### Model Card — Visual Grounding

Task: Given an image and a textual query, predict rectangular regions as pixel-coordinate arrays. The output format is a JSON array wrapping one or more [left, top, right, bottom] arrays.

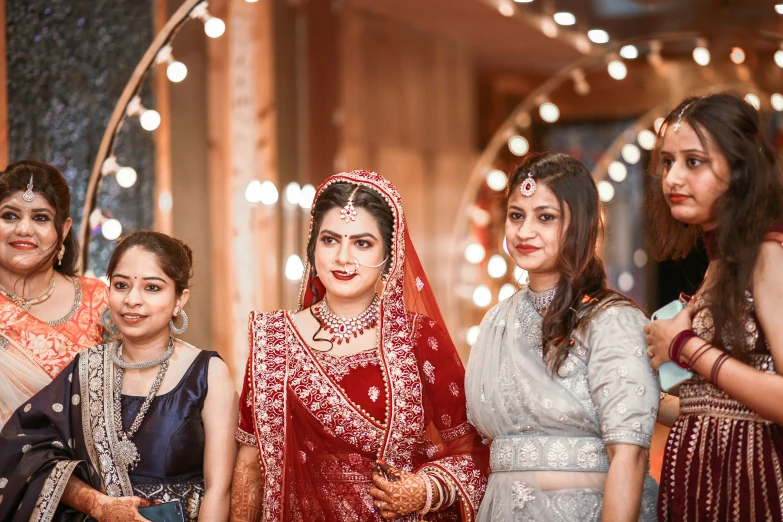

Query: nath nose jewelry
[[343, 256, 389, 275]]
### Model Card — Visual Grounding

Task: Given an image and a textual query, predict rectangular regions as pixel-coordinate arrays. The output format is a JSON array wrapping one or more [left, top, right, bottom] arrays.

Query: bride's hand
[[369, 462, 427, 520], [95, 495, 153, 522]]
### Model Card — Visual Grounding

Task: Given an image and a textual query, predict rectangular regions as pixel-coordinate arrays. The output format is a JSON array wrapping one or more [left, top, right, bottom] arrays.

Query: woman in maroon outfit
[[644, 92, 783, 521]]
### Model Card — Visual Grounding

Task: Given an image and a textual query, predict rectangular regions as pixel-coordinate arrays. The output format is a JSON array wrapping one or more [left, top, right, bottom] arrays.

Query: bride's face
[[314, 206, 386, 303]]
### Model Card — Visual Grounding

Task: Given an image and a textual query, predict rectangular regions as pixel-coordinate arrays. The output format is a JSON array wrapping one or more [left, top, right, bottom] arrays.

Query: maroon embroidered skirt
[[658, 382, 783, 521]]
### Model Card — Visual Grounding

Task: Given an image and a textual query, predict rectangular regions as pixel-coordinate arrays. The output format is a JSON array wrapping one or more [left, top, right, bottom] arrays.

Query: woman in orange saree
[[230, 171, 488, 521], [0, 161, 107, 426]]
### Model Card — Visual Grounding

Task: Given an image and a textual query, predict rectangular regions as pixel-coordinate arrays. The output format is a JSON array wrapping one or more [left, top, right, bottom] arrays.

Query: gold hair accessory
[[340, 187, 360, 223], [519, 172, 537, 197], [672, 101, 694, 133], [22, 174, 35, 202]]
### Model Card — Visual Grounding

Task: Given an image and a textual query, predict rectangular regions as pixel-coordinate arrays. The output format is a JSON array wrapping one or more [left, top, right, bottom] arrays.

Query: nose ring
[[344, 259, 360, 275]]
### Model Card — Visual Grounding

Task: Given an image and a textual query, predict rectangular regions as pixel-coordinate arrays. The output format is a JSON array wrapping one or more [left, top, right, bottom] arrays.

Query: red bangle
[[669, 330, 698, 368]]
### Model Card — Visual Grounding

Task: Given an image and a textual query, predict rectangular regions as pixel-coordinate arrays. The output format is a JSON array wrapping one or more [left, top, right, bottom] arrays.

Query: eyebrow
[[0, 204, 54, 215], [509, 204, 559, 212], [111, 274, 167, 283], [661, 148, 706, 155], [320, 229, 379, 240]]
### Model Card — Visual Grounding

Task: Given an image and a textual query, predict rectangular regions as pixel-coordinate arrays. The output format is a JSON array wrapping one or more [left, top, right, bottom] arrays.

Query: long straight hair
[[509, 152, 635, 373]]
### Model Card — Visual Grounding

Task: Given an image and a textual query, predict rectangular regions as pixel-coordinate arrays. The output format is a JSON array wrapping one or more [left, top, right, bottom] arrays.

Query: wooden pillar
[[153, 0, 173, 234]]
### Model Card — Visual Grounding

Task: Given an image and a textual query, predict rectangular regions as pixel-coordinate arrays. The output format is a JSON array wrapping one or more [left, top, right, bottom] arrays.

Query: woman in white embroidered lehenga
[[466, 152, 660, 521]]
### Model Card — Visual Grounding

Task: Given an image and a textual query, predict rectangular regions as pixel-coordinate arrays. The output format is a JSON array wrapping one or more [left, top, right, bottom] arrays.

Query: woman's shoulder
[[585, 298, 648, 332]]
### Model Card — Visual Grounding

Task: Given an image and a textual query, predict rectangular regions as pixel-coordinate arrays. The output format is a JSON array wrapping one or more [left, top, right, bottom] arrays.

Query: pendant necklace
[[112, 337, 175, 470], [315, 293, 380, 344]]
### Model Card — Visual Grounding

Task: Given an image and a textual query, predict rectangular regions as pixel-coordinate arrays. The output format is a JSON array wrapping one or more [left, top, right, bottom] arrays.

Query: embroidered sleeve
[[236, 321, 257, 447], [585, 305, 660, 448]]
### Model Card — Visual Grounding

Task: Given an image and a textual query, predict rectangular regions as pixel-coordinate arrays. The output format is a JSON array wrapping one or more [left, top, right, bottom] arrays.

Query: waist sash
[[490, 433, 610, 473]]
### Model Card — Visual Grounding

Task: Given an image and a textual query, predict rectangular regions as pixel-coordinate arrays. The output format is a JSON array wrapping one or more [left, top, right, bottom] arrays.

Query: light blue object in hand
[[651, 299, 694, 392]]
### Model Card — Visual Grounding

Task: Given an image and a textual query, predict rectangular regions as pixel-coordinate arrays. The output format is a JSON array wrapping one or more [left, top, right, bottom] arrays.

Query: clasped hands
[[643, 305, 694, 370], [370, 461, 429, 520]]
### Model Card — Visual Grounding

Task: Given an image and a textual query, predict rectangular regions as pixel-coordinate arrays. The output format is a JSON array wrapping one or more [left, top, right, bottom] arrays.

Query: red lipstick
[[332, 271, 357, 281], [515, 244, 540, 255], [668, 192, 689, 204], [8, 240, 37, 250]]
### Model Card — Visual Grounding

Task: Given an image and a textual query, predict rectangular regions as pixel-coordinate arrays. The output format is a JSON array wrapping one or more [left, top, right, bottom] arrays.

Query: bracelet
[[418, 471, 433, 515], [429, 469, 457, 507], [670, 330, 698, 368], [710, 352, 732, 384], [429, 474, 445, 511], [686, 342, 711, 370]]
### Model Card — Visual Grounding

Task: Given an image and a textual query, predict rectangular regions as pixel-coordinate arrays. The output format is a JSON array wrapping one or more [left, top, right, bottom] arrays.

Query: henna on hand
[[97, 497, 150, 522], [370, 463, 427, 519], [229, 448, 265, 522], [62, 477, 102, 518]]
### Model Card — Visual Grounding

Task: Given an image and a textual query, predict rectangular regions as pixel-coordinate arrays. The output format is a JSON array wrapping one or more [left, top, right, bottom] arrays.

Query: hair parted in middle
[[508, 151, 637, 373]]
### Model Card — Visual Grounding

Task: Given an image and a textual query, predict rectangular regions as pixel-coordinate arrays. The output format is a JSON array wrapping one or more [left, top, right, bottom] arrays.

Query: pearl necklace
[[315, 294, 380, 344], [0, 276, 55, 310]]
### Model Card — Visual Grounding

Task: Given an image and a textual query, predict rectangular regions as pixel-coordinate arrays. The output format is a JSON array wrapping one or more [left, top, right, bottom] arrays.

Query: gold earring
[[57, 245, 66, 266]]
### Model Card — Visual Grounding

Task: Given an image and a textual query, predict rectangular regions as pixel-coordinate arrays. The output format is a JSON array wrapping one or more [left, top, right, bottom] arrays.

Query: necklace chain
[[0, 275, 55, 310], [526, 286, 558, 315], [315, 294, 380, 344], [111, 338, 175, 470]]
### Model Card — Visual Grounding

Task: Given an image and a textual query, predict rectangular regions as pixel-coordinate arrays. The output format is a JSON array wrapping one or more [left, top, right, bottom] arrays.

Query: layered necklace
[[0, 275, 55, 310], [314, 293, 380, 344], [111, 337, 176, 470], [526, 286, 558, 316]]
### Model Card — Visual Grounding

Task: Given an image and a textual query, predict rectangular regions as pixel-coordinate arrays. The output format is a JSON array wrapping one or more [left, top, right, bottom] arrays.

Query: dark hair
[[0, 160, 78, 276], [509, 152, 635, 373], [646, 93, 783, 359], [106, 231, 194, 296]]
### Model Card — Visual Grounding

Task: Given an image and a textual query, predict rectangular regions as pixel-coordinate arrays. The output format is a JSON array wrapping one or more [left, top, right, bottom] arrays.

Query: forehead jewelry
[[519, 171, 537, 197], [672, 101, 694, 133], [340, 187, 360, 223], [22, 174, 35, 202]]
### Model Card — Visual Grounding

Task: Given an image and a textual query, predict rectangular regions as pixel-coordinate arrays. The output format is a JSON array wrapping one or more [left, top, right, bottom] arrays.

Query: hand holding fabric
[[370, 462, 428, 520]]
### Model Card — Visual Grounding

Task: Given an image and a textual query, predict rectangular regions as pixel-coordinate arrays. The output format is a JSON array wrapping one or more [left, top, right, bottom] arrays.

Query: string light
[[156, 45, 188, 83], [541, 18, 558, 38], [472, 285, 493, 307], [597, 181, 615, 202], [553, 12, 576, 26], [634, 249, 648, 268], [745, 93, 760, 110], [776, 3, 783, 14], [498, 284, 516, 302], [617, 271, 635, 292], [465, 243, 486, 264], [299, 184, 316, 209], [126, 96, 161, 131], [498, 2, 515, 17], [587, 29, 609, 44], [622, 143, 641, 164], [486, 170, 508, 191], [102, 219, 123, 241], [466, 326, 480, 347], [775, 49, 783, 68], [539, 102, 560, 123], [285, 255, 305, 281], [571, 68, 590, 96], [191, 2, 226, 38], [654, 117, 665, 133], [116, 167, 138, 188], [620, 45, 638, 59], [487, 255, 508, 278], [508, 135, 530, 156], [608, 161, 628, 182], [607, 60, 627, 80], [637, 130, 656, 150], [771, 93, 783, 111], [730, 47, 745, 65], [285, 182, 301, 205], [693, 41, 710, 66]]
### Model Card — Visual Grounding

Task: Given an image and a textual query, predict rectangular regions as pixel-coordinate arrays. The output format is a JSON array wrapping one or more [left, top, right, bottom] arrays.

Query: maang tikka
[[672, 101, 694, 133], [519, 171, 537, 197], [340, 187, 359, 223], [22, 174, 35, 202]]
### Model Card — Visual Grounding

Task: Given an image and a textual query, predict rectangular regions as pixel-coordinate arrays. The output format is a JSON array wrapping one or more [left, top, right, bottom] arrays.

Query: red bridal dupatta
[[236, 171, 488, 521]]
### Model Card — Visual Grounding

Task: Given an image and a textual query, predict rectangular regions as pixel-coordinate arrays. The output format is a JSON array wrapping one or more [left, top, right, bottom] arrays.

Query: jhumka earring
[[340, 188, 360, 223], [519, 171, 537, 197], [672, 101, 694, 133], [22, 174, 35, 202], [57, 244, 65, 266]]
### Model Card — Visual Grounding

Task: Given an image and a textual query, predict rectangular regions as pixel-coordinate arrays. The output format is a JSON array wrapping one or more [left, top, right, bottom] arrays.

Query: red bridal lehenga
[[235, 171, 488, 522], [658, 227, 783, 521]]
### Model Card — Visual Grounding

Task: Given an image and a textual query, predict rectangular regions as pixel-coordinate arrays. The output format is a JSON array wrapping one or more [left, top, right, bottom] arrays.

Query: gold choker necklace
[[0, 276, 56, 310]]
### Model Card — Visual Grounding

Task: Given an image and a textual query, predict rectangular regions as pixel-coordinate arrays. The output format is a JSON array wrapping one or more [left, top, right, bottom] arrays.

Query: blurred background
[[2, 1, 782, 417]]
